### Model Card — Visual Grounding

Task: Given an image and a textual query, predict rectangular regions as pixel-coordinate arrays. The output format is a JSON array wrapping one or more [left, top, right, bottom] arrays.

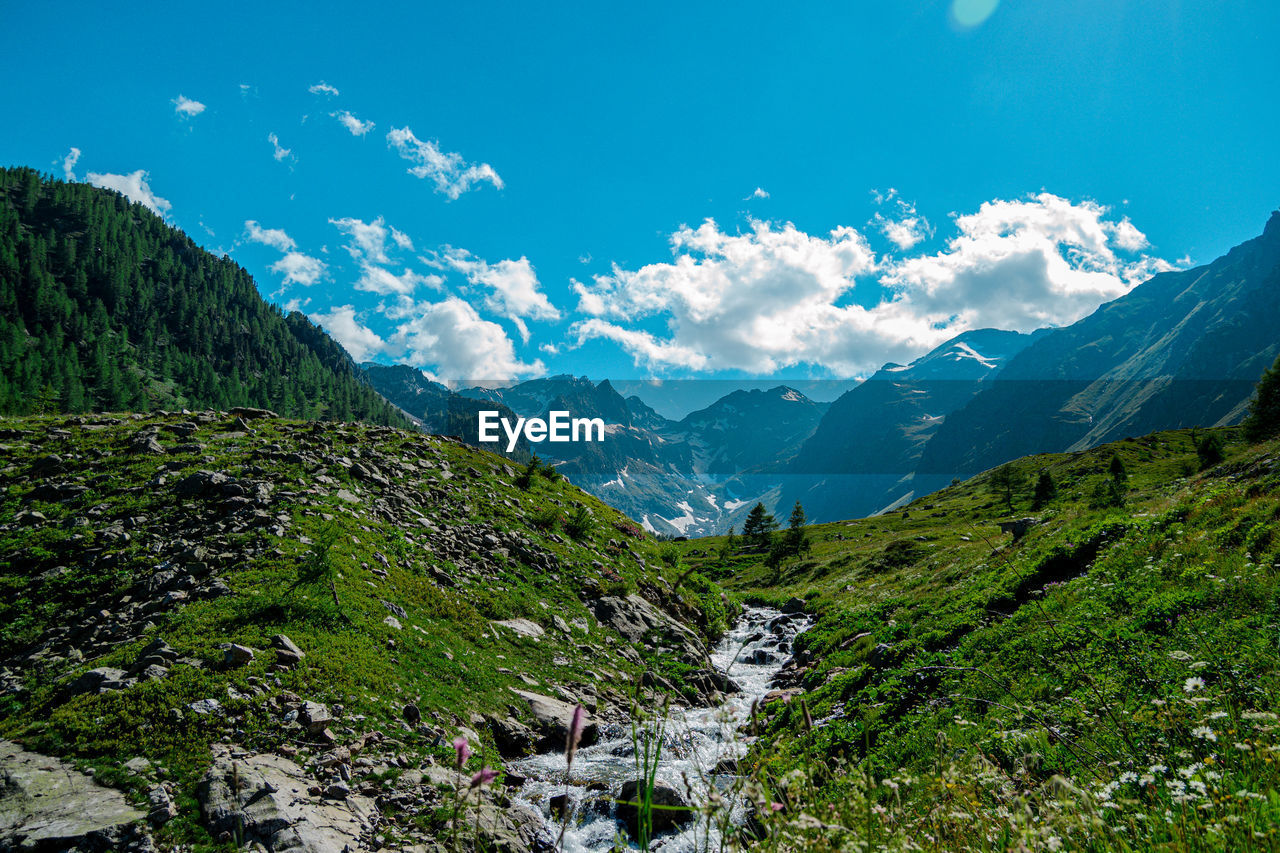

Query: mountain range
[[4, 166, 1277, 534]]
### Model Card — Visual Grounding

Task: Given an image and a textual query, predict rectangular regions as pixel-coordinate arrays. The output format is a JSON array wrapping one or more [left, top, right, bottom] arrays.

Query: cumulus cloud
[[747, 187, 770, 200], [272, 252, 327, 287], [435, 248, 559, 343], [244, 220, 296, 252], [333, 110, 375, 136], [308, 81, 340, 96], [386, 296, 544, 382], [330, 216, 393, 264], [883, 193, 1171, 332], [571, 194, 1176, 376], [873, 192, 933, 250], [310, 305, 385, 362], [386, 126, 503, 199], [86, 169, 171, 215], [330, 216, 441, 296], [172, 95, 206, 117], [355, 265, 442, 296], [243, 220, 327, 286], [268, 132, 292, 162], [62, 148, 81, 181]]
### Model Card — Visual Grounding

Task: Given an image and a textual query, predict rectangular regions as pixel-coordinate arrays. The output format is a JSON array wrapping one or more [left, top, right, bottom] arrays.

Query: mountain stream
[[508, 606, 811, 852]]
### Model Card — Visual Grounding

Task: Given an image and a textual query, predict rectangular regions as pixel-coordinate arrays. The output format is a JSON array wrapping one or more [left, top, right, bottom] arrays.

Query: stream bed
[[508, 606, 811, 852]]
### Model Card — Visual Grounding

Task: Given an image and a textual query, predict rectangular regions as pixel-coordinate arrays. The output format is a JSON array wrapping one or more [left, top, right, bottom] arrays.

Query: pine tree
[[989, 465, 1023, 512], [1031, 470, 1057, 509], [784, 500, 809, 555], [1243, 352, 1280, 443], [741, 502, 778, 549]]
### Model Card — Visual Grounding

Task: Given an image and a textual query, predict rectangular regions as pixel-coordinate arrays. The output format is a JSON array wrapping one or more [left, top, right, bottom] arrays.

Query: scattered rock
[[222, 643, 255, 667]]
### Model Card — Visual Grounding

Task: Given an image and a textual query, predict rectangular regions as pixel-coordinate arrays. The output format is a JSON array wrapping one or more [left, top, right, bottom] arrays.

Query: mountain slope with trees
[[0, 167, 406, 425]]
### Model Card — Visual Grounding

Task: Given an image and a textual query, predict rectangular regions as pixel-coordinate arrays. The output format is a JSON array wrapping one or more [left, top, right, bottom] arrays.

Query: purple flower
[[470, 767, 498, 789], [453, 736, 471, 769], [566, 705, 586, 769]]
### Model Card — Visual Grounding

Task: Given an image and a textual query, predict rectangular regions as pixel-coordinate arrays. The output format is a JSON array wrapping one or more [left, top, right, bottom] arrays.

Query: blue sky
[[3, 1, 1278, 388]]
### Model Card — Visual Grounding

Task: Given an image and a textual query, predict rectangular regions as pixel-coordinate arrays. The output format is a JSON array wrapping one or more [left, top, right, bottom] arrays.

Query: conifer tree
[[1244, 352, 1280, 442]]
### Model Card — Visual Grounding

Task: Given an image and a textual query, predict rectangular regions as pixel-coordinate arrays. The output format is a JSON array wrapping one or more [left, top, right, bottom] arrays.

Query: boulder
[[198, 744, 375, 853], [616, 779, 694, 836], [0, 739, 149, 851], [508, 689, 599, 751], [69, 667, 129, 696]]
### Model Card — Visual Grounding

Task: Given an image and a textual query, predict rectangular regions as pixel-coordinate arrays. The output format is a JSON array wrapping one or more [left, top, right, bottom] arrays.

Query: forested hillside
[[0, 168, 406, 425]]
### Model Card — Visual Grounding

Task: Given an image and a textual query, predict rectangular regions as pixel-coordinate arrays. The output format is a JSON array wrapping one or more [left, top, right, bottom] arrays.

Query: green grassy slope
[[0, 411, 729, 849], [682, 427, 1280, 850]]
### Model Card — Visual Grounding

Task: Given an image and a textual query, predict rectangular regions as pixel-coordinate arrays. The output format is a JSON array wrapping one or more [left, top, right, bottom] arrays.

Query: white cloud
[[62, 148, 80, 181], [268, 132, 292, 162], [570, 194, 1176, 376], [386, 126, 503, 199], [747, 187, 770, 200], [330, 216, 440, 296], [310, 305, 385, 362], [308, 81, 340, 96], [883, 193, 1169, 333], [873, 194, 933, 250], [86, 169, 171, 215], [333, 110, 375, 136], [272, 252, 327, 286], [390, 227, 414, 251], [172, 95, 206, 117], [244, 220, 326, 286], [330, 216, 393, 264], [386, 296, 544, 382], [243, 220, 296, 252], [355, 264, 442, 296], [436, 248, 559, 342]]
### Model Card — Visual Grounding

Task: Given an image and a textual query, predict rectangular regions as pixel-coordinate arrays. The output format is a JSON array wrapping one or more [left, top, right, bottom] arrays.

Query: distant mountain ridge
[[365, 210, 1280, 531], [918, 209, 1280, 476]]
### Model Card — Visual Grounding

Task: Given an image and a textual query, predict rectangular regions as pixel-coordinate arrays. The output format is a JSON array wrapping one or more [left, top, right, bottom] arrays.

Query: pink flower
[[566, 705, 586, 769], [470, 767, 498, 789], [771, 802, 785, 812], [453, 736, 471, 769]]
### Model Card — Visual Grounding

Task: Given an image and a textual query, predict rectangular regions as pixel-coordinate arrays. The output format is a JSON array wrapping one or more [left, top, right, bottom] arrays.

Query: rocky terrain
[[0, 410, 738, 851]]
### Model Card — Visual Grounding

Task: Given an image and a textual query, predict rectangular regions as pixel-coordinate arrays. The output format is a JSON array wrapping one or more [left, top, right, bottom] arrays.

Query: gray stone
[[494, 618, 545, 639], [69, 667, 128, 696], [0, 739, 147, 851], [508, 689, 599, 751], [222, 644, 255, 666], [617, 779, 694, 836], [198, 744, 374, 853]]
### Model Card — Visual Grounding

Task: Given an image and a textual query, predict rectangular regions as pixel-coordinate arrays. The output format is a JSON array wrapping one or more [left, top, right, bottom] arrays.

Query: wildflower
[[1119, 772, 1138, 784], [1184, 677, 1205, 693], [1234, 742, 1253, 751], [1148, 763, 1167, 774], [1207, 710, 1229, 720], [453, 735, 471, 769], [1192, 726, 1217, 742], [770, 802, 785, 812], [1190, 661, 1210, 670], [1168, 650, 1193, 661], [469, 767, 498, 789], [565, 705, 586, 770]]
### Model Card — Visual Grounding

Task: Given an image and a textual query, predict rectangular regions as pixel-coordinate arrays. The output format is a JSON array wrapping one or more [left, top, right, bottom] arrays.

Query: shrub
[[564, 506, 593, 540]]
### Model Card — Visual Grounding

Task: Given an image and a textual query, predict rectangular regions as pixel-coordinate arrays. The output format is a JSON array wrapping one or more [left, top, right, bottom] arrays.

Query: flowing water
[[509, 606, 811, 852]]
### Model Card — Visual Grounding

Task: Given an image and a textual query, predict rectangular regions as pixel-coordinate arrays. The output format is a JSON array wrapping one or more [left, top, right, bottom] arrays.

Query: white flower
[[1184, 677, 1205, 693], [1191, 726, 1217, 742], [1168, 650, 1193, 661]]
